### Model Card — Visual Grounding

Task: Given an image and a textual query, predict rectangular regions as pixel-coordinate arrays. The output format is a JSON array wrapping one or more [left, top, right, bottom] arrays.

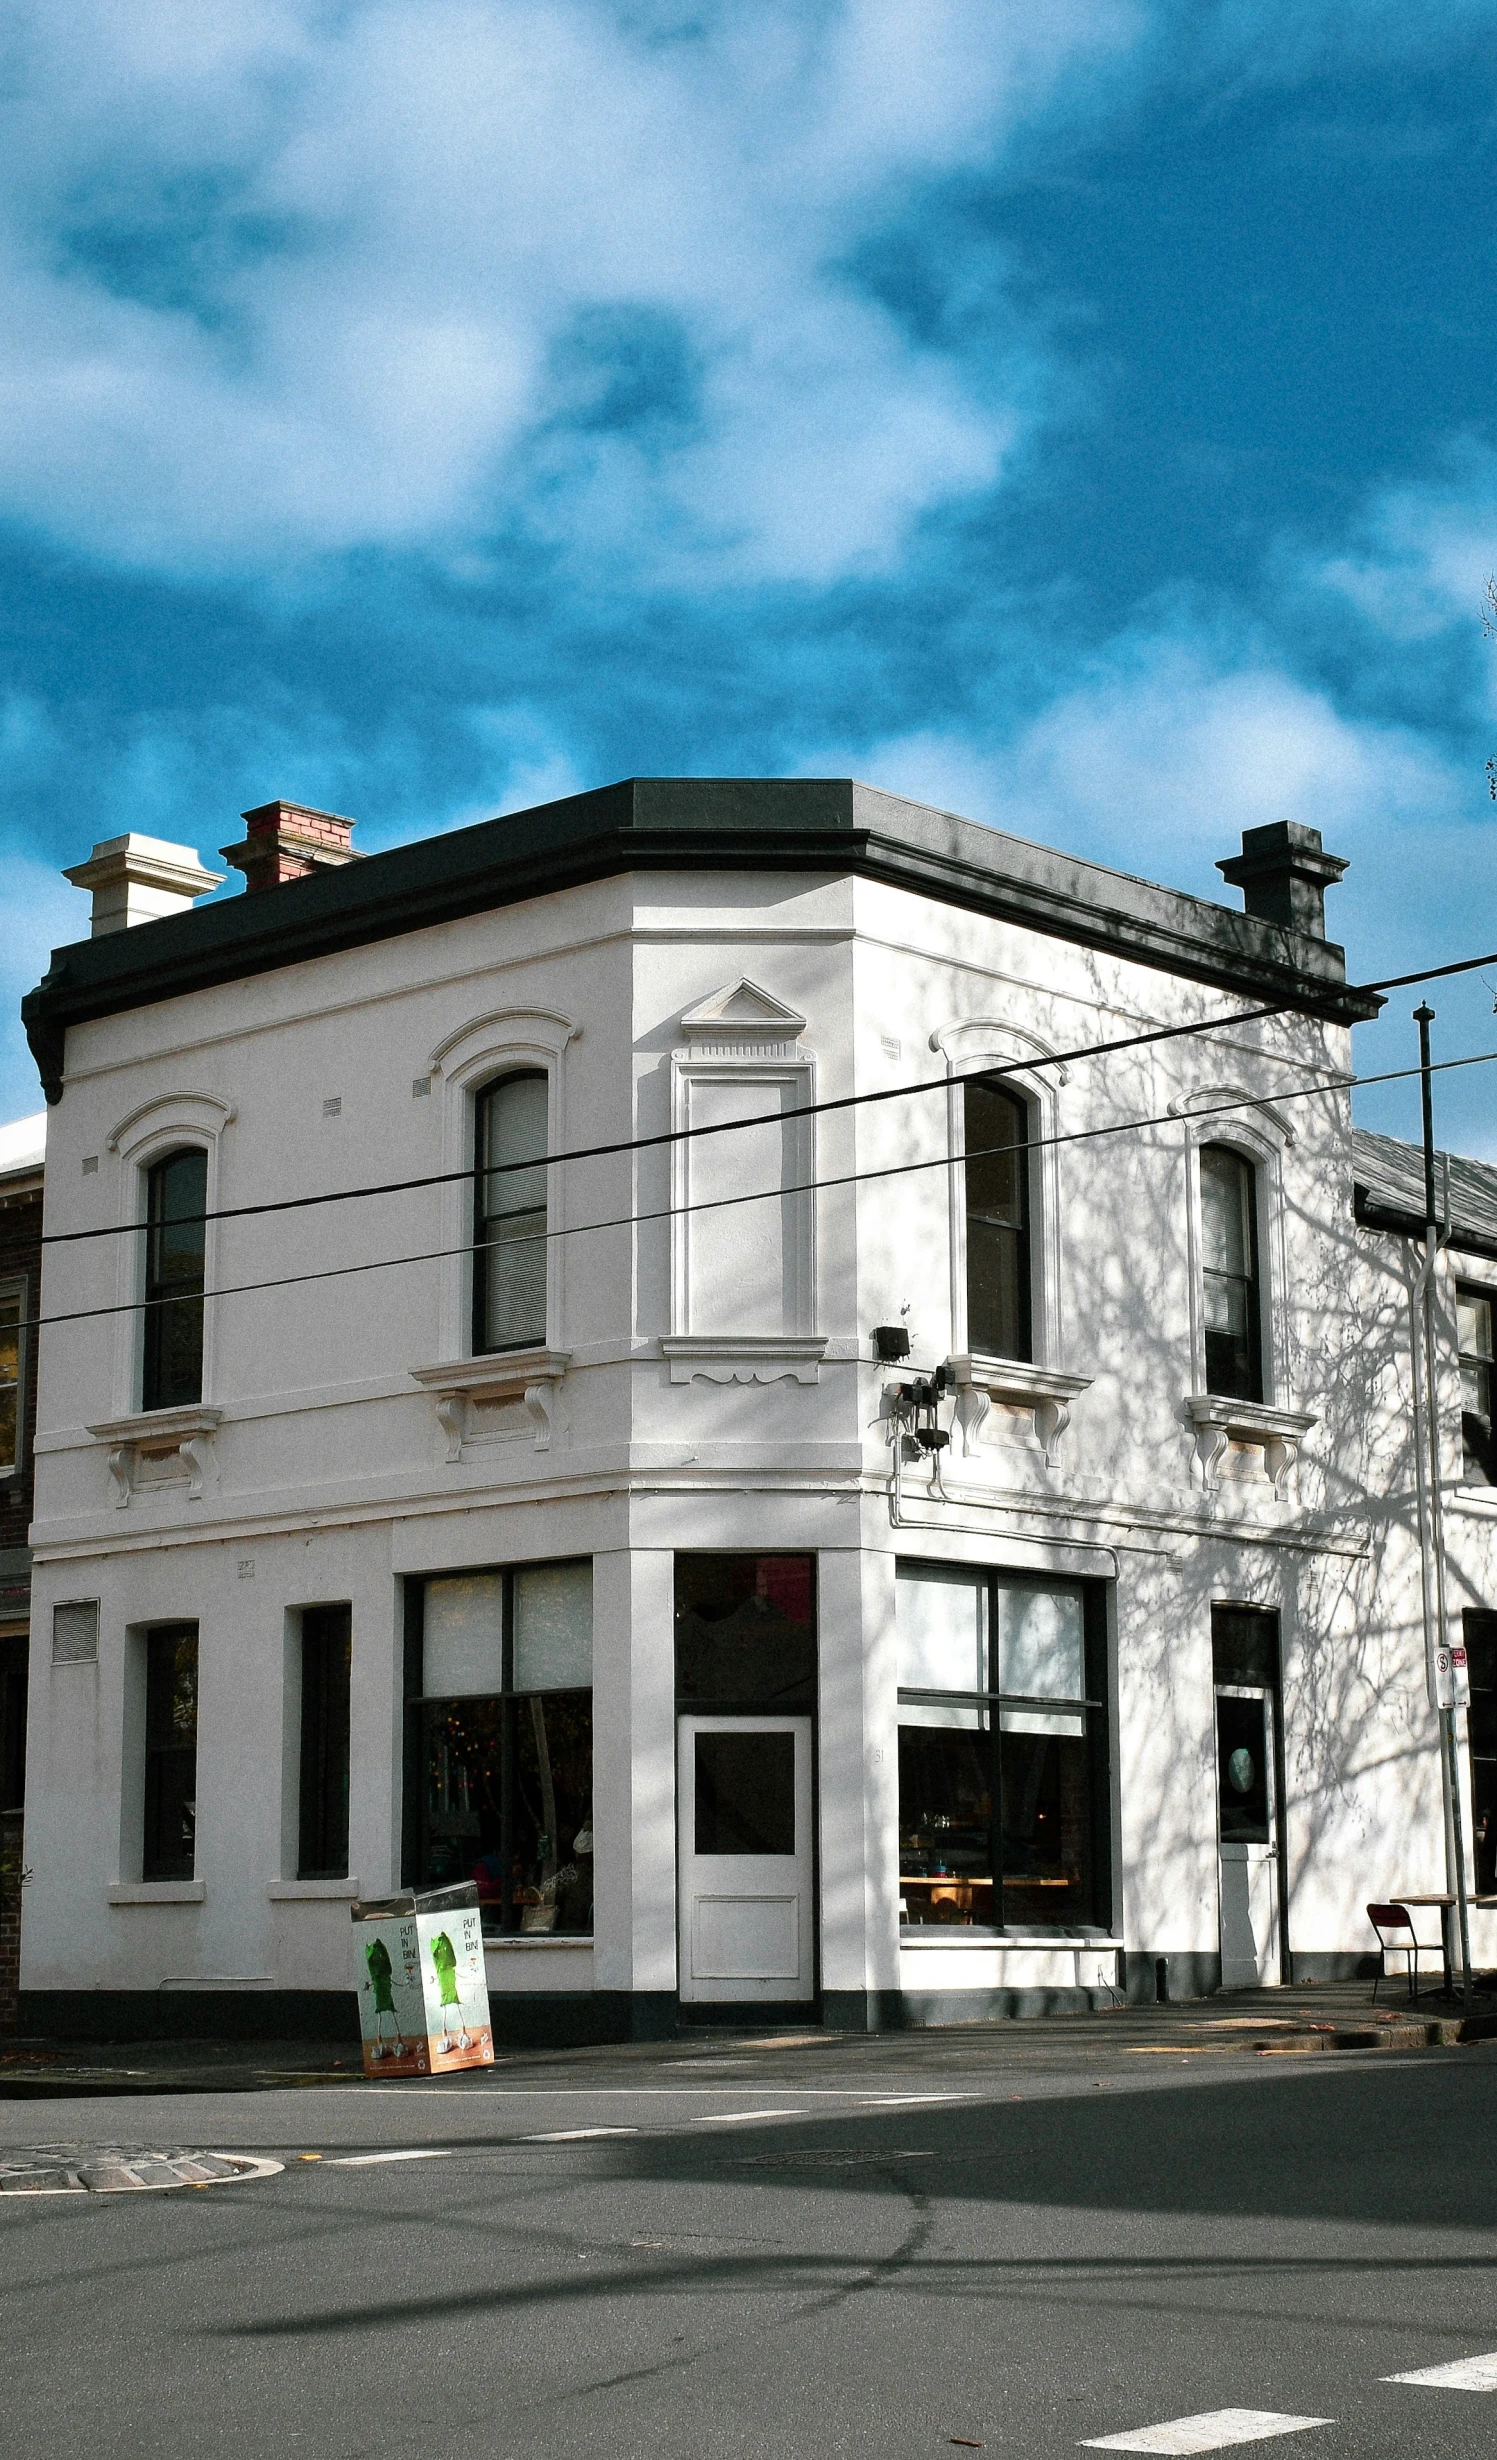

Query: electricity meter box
[[350, 1882, 494, 2077]]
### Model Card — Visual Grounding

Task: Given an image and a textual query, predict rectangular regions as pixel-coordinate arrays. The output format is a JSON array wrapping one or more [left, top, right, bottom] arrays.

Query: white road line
[[327, 2149, 454, 2167], [692, 2109, 803, 2124], [1082, 2411, 1332, 2454], [522, 2127, 640, 2142], [1384, 2352, 1497, 2390], [862, 2093, 967, 2106]]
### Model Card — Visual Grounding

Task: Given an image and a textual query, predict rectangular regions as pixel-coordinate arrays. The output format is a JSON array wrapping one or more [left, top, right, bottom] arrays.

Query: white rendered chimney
[[63, 835, 225, 936]]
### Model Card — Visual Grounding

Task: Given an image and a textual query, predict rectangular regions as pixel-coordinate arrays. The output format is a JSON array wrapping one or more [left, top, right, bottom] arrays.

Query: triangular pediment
[[679, 978, 807, 1038]]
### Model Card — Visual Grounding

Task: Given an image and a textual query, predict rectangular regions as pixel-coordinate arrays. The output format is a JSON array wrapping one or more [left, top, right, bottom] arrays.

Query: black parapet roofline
[[21, 776, 1378, 1102]]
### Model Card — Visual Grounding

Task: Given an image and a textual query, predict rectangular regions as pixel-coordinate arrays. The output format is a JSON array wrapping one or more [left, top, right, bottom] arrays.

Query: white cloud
[[0, 0, 1138, 583], [1314, 445, 1497, 672]]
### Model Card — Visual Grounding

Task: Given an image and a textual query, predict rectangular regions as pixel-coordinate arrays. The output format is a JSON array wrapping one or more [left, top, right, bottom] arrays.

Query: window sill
[[945, 1355, 1092, 1466], [409, 1351, 570, 1459], [1184, 1393, 1315, 1496], [484, 1933, 594, 1949], [108, 1880, 205, 1906], [267, 1878, 360, 1901], [87, 1408, 222, 1510], [900, 1929, 1122, 1950]]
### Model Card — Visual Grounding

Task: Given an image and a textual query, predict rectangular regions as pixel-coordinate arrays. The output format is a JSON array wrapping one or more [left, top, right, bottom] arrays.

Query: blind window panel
[[513, 1560, 593, 1690], [896, 1563, 988, 1706], [423, 1575, 504, 1697], [995, 1581, 1086, 1737]]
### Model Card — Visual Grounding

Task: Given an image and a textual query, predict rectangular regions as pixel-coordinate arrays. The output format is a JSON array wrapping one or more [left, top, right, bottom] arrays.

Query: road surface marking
[[1384, 2353, 1497, 2390], [863, 2093, 967, 2105], [327, 2148, 453, 2167], [522, 2127, 640, 2142], [692, 2109, 802, 2124], [1082, 2411, 1332, 2454]]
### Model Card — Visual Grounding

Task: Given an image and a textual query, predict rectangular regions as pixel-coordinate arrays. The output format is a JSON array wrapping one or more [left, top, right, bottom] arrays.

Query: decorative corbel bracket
[[945, 1356, 1092, 1468], [1184, 1393, 1317, 1498], [410, 1351, 571, 1462], [88, 1407, 223, 1509]]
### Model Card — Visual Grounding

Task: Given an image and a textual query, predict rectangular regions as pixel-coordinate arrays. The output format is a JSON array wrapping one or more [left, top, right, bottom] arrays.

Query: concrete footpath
[[3, 1978, 1495, 2097]]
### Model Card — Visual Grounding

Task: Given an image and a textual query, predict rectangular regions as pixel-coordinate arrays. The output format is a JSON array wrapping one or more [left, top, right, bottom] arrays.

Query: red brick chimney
[[220, 800, 362, 893]]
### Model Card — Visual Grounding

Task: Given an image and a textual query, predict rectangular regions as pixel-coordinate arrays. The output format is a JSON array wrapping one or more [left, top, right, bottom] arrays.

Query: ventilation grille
[[52, 1601, 99, 1665]]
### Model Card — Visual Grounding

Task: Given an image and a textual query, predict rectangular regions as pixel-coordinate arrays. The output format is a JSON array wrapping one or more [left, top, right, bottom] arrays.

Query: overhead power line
[[37, 941, 1497, 1251], [20, 1040, 1497, 1337]]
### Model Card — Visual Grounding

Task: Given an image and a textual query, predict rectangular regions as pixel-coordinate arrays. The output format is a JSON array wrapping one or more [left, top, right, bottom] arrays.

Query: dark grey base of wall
[[1122, 1953, 1224, 2006], [1289, 1953, 1382, 1984], [17, 1989, 681, 2050], [18, 1990, 361, 2042]]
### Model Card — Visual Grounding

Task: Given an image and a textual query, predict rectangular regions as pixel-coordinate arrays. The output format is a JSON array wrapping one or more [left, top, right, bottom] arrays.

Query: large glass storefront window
[[896, 1562, 1110, 1932], [408, 1560, 593, 1936]]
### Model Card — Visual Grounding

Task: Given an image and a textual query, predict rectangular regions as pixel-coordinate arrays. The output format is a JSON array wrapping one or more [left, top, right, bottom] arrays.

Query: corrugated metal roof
[[1352, 1126, 1497, 1253]]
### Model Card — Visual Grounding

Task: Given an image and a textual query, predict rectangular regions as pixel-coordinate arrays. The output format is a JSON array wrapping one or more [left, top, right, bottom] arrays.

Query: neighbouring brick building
[[0, 1111, 44, 2032]]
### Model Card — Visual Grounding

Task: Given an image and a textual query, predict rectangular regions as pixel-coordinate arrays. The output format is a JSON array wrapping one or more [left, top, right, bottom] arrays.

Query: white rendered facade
[[17, 782, 1497, 2037]]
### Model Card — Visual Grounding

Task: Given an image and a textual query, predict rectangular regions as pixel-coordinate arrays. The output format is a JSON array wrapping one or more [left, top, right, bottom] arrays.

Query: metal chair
[[1367, 1902, 1434, 2004]]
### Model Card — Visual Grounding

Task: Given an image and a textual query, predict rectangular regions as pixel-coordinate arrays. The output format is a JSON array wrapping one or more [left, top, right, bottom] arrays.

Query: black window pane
[[999, 1724, 1093, 1926], [1216, 1693, 1271, 1843], [143, 1149, 206, 1411], [0, 1634, 27, 1813], [1200, 1145, 1262, 1401], [143, 1625, 197, 1881], [298, 1606, 351, 1880], [1467, 1612, 1497, 1894], [1211, 1607, 1280, 1691], [512, 1692, 593, 1931], [1460, 1289, 1496, 1485], [419, 1690, 593, 1936], [695, 1731, 795, 1854], [474, 1074, 548, 1354], [898, 1722, 995, 1927], [964, 1082, 1030, 1361], [674, 1555, 816, 1707]]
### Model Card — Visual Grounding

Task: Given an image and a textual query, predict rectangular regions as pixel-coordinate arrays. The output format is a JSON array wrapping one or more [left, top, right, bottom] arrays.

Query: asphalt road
[[4, 2028, 1497, 2460]]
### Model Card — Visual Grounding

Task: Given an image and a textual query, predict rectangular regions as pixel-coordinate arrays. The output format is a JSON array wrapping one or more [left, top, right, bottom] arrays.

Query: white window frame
[[426, 1009, 577, 1364], [931, 1020, 1064, 1369], [104, 1094, 235, 1418], [1177, 1098, 1293, 1409]]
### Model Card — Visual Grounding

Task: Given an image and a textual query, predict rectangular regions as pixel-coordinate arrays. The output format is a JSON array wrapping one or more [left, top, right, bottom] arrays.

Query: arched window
[[473, 1072, 549, 1354], [142, 1148, 207, 1410], [1200, 1144, 1262, 1401], [964, 1080, 1031, 1361]]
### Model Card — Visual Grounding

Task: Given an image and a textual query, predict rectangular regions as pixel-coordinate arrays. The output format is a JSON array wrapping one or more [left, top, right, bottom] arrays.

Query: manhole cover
[[0, 2145, 282, 2195]]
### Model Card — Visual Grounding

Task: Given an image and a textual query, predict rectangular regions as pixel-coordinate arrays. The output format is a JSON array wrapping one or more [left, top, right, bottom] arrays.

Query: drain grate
[[0, 2145, 283, 2195]]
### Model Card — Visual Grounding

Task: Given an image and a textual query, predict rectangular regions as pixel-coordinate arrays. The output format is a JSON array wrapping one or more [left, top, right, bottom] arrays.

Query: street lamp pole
[[1414, 1002, 1474, 2012]]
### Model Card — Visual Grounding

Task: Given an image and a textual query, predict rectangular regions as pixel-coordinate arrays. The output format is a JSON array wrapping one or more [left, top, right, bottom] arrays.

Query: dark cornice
[[1353, 1184, 1497, 1265], [22, 776, 1380, 1102]]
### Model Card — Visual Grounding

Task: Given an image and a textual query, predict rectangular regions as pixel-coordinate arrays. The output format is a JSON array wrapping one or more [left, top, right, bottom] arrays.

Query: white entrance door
[[1215, 1685, 1282, 1988], [677, 1715, 814, 2004]]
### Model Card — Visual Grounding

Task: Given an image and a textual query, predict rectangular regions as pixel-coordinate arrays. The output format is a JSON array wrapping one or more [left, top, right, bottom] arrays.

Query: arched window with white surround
[[141, 1146, 208, 1411], [963, 1078, 1032, 1363], [473, 1071, 549, 1355], [1198, 1143, 1263, 1403]]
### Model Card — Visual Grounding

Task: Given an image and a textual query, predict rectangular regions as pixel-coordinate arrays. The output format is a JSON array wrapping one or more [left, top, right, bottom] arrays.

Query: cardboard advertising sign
[[351, 1883, 494, 2078]]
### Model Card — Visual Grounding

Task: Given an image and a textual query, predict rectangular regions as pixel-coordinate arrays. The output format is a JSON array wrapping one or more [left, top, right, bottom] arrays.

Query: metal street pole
[[1414, 1002, 1475, 2011]]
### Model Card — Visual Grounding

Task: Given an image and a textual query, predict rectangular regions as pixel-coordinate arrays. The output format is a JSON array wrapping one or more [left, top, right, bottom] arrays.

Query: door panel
[[678, 1714, 814, 2003], [1215, 1686, 1281, 1987]]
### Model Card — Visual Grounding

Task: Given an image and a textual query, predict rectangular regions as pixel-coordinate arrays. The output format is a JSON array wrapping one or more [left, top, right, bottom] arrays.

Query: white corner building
[[14, 780, 1497, 2040]]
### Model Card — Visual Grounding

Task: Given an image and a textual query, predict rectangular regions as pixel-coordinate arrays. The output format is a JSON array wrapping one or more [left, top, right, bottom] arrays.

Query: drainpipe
[[1413, 1004, 1474, 2012]]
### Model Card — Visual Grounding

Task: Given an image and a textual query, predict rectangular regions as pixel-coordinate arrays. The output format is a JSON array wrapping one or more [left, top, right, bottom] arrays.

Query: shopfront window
[[408, 1560, 593, 1935], [1466, 1611, 1497, 1896], [143, 1623, 198, 1882], [896, 1563, 1109, 1931], [674, 1554, 817, 1709]]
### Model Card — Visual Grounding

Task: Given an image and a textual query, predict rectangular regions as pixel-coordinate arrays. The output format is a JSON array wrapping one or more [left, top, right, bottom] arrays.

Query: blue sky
[[3, 0, 1496, 1150]]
